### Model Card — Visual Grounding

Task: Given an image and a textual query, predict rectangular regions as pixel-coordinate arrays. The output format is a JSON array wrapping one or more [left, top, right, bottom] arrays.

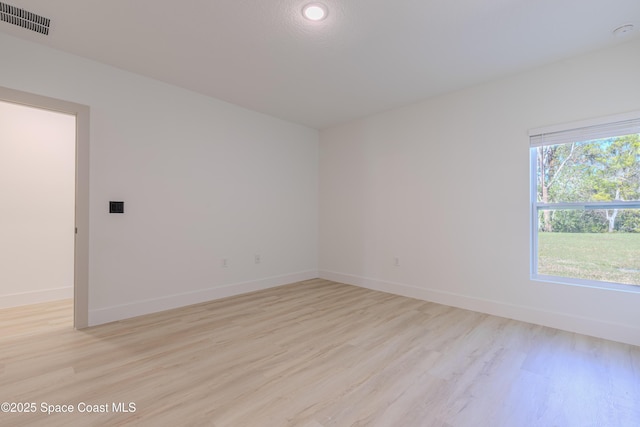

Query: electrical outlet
[[222, 258, 229, 268], [394, 257, 400, 267], [254, 254, 261, 264]]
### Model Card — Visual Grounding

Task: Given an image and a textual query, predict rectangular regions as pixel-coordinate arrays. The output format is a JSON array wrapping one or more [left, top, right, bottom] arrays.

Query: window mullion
[[537, 201, 640, 210]]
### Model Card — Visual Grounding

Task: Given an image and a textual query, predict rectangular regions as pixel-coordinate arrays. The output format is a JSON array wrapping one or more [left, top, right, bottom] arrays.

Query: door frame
[[0, 86, 89, 328]]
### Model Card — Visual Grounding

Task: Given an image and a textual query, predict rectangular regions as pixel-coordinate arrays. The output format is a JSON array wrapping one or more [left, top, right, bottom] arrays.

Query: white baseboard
[[88, 270, 319, 326], [319, 270, 640, 347], [0, 287, 73, 309]]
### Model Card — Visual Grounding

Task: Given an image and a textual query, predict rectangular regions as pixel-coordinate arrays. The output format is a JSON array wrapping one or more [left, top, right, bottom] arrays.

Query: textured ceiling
[[1, 0, 639, 129]]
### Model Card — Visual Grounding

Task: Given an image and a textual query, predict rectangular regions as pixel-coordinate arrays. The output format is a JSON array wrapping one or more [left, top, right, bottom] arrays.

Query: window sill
[[531, 274, 640, 294]]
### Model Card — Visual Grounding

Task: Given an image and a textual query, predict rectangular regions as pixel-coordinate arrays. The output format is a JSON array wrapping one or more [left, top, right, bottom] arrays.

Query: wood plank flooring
[[1, 279, 639, 426]]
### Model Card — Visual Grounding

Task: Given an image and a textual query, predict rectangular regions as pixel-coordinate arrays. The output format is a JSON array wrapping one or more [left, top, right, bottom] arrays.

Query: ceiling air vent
[[0, 2, 50, 35]]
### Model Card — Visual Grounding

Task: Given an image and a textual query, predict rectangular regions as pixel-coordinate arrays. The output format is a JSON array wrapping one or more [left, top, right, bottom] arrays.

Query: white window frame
[[529, 110, 640, 292]]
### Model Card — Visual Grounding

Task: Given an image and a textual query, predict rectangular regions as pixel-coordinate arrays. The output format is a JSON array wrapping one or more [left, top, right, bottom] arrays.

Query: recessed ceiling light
[[302, 3, 328, 21], [613, 23, 635, 37]]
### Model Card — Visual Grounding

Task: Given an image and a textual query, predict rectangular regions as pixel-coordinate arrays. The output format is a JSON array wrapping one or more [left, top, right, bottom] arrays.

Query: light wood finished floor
[[1, 279, 639, 427]]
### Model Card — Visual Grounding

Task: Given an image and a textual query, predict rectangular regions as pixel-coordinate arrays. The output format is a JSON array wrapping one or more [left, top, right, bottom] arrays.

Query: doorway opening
[[0, 86, 89, 329]]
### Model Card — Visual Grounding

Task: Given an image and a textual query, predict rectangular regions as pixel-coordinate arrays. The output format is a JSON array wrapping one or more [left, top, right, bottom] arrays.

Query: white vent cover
[[0, 2, 50, 35]]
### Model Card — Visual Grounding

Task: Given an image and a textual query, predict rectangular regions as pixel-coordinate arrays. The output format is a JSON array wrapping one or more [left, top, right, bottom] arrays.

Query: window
[[530, 112, 640, 290]]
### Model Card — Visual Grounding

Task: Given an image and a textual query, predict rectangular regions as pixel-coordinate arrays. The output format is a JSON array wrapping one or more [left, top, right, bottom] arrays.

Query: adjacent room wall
[[0, 33, 319, 325], [0, 101, 75, 308], [319, 38, 640, 346]]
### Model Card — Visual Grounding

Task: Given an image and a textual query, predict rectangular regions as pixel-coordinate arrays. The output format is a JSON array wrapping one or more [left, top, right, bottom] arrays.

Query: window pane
[[537, 209, 640, 286], [536, 133, 640, 204]]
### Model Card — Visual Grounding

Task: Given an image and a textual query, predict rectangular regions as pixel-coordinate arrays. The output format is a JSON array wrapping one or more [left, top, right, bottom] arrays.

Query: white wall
[[319, 39, 640, 346], [0, 101, 75, 307], [0, 33, 319, 325], [2, 30, 639, 346]]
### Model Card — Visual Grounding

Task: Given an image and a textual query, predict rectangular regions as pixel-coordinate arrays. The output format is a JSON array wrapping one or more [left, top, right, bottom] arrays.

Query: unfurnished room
[[1, 1, 639, 426]]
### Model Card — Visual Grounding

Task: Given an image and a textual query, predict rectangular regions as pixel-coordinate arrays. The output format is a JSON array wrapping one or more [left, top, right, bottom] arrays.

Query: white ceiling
[[1, 0, 639, 129]]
